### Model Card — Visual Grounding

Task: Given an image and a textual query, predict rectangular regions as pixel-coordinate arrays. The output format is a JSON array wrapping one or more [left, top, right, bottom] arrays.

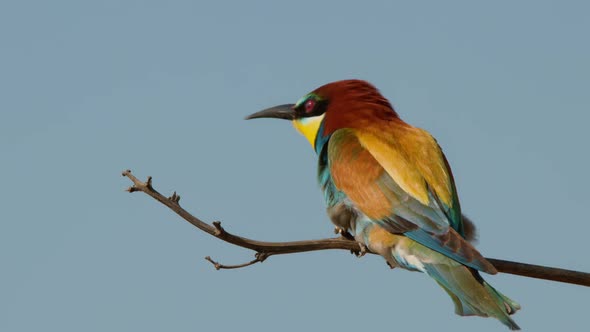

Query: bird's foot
[[355, 242, 368, 258], [334, 227, 364, 256]]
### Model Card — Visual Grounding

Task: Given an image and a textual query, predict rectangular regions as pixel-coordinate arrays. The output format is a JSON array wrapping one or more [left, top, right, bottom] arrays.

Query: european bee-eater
[[246, 79, 520, 330]]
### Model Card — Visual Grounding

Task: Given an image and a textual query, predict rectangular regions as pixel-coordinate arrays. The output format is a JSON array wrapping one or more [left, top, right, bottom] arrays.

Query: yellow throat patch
[[292, 114, 325, 149]]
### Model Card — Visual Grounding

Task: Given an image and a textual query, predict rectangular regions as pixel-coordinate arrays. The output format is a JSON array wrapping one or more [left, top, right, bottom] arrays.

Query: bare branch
[[205, 253, 269, 270], [121, 169, 360, 254], [485, 258, 590, 287], [122, 170, 590, 287]]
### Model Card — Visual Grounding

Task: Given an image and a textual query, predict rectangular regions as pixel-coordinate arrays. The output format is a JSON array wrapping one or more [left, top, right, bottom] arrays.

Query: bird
[[246, 79, 521, 330]]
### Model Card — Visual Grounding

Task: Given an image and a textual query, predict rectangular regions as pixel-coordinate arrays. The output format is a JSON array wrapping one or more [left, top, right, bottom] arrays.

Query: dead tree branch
[[122, 170, 590, 287]]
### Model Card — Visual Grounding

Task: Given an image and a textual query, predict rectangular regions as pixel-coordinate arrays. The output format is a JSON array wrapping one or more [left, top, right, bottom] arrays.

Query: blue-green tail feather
[[423, 263, 521, 330]]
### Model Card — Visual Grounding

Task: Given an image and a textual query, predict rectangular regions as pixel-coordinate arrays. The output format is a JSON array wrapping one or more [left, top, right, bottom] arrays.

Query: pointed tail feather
[[482, 281, 521, 316], [424, 263, 521, 330]]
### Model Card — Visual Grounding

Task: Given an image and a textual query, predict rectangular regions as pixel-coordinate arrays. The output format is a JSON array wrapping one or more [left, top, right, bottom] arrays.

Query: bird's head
[[246, 79, 399, 153]]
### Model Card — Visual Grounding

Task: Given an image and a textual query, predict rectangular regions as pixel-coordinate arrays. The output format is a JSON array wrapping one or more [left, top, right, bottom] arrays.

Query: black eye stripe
[[295, 97, 328, 118]]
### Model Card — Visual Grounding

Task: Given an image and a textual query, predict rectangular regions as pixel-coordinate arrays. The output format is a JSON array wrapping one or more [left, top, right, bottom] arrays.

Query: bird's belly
[[345, 211, 428, 272], [327, 201, 427, 272]]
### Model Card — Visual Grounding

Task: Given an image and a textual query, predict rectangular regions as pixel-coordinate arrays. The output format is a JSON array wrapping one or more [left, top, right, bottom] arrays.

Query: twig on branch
[[205, 253, 269, 270], [122, 169, 590, 287]]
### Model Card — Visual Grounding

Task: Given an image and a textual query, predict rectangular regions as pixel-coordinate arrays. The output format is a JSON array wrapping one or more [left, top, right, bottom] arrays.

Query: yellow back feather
[[354, 123, 453, 207]]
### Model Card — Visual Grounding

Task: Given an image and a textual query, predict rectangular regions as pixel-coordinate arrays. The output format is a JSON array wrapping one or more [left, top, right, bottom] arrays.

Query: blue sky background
[[2, 1, 589, 331]]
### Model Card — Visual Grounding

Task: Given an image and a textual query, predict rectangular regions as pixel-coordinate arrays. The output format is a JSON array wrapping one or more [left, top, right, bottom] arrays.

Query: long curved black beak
[[245, 104, 296, 120]]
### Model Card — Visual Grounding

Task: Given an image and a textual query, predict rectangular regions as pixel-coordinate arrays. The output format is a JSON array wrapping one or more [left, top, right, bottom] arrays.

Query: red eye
[[304, 99, 316, 113]]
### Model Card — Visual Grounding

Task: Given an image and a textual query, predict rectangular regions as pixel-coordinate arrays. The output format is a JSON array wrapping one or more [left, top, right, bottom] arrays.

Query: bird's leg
[[334, 226, 355, 241]]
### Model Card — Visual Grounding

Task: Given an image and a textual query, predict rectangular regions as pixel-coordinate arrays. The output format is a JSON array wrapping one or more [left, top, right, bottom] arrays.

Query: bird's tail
[[423, 262, 521, 330], [357, 222, 521, 329]]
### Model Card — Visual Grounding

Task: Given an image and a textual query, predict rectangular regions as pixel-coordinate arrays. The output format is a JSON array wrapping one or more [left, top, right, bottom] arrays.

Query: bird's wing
[[327, 127, 496, 273]]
